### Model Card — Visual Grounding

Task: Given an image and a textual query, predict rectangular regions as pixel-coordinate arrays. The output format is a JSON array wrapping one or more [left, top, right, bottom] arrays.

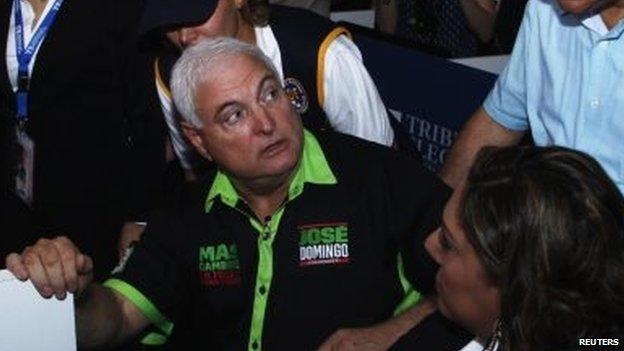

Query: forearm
[[6, 237, 149, 348], [316, 297, 437, 350], [75, 285, 132, 348], [440, 107, 525, 188], [459, 0, 497, 43], [382, 297, 438, 342]]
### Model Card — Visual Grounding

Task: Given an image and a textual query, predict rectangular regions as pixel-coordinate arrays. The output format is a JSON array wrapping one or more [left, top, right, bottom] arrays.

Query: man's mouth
[[261, 139, 288, 157]]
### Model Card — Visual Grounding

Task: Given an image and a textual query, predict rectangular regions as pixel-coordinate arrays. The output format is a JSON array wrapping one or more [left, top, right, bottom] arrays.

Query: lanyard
[[13, 0, 64, 123]]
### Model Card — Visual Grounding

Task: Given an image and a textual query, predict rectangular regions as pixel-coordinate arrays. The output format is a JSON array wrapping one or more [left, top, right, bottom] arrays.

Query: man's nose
[[253, 106, 276, 135]]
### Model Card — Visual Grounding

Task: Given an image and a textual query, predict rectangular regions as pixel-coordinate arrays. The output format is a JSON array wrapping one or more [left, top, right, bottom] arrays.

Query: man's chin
[[558, 0, 606, 15], [267, 158, 299, 181], [245, 158, 299, 188], [263, 145, 300, 173]]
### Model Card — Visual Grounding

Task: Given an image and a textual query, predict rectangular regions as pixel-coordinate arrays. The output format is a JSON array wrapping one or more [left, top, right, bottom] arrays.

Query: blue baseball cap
[[140, 0, 219, 34]]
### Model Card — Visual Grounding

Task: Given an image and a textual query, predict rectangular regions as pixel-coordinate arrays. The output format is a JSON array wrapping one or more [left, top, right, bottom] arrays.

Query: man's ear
[[181, 121, 213, 161]]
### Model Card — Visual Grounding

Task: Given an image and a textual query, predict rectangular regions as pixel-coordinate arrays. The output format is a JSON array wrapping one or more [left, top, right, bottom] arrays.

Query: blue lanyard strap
[[13, 0, 64, 121]]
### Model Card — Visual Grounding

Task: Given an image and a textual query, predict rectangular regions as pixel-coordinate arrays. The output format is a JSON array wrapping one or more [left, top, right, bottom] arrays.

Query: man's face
[[425, 181, 500, 338], [557, 0, 612, 15], [166, 0, 241, 49], [188, 54, 303, 186]]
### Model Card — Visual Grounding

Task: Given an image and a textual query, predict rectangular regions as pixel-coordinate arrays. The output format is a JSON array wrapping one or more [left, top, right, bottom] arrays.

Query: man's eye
[[224, 110, 243, 125], [263, 88, 279, 103]]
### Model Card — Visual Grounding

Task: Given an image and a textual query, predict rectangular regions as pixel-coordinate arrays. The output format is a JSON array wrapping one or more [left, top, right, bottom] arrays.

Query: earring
[[484, 320, 502, 351]]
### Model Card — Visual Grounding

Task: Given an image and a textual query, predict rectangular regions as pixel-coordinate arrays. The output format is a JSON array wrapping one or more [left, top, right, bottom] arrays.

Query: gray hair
[[171, 37, 280, 128]]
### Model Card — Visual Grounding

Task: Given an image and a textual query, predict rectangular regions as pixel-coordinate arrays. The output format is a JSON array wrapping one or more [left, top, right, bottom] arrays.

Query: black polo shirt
[[105, 130, 449, 350]]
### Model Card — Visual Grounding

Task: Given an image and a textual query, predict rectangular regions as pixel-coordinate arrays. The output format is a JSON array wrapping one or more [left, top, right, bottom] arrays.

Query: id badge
[[15, 127, 34, 207]]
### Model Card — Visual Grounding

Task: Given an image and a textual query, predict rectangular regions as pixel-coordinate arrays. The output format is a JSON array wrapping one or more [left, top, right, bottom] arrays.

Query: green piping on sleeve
[[140, 332, 168, 346], [103, 278, 174, 337], [393, 254, 423, 316]]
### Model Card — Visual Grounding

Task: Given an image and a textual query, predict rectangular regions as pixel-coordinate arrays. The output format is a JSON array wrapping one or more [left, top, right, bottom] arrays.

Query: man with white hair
[[6, 37, 452, 350]]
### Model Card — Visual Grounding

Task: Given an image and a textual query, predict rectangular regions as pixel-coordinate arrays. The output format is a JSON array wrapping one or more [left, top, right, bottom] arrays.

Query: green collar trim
[[205, 129, 336, 212]]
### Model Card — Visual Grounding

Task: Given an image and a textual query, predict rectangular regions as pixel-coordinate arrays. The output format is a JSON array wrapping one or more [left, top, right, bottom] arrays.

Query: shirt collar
[[204, 129, 337, 212], [554, 0, 624, 38], [605, 16, 624, 38], [583, 14, 624, 39], [581, 13, 610, 35], [573, 5, 624, 38]]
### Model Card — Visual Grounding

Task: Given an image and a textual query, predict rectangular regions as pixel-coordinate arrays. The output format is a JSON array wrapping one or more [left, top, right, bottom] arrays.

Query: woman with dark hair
[[425, 146, 624, 350]]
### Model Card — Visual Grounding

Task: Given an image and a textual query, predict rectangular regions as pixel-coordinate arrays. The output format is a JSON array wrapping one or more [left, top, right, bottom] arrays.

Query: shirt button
[[590, 98, 600, 108], [252, 341, 259, 349], [259, 286, 267, 295]]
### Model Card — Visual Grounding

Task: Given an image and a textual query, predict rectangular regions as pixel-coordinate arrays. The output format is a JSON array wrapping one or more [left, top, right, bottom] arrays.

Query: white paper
[[459, 339, 499, 351], [0, 269, 77, 351], [459, 340, 484, 351]]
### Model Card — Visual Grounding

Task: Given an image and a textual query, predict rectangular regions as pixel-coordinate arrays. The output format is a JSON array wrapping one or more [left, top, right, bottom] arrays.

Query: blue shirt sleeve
[[483, 0, 537, 131]]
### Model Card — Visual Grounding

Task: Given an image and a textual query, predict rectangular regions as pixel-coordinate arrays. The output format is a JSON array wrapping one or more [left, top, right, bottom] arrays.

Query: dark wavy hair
[[462, 146, 624, 351]]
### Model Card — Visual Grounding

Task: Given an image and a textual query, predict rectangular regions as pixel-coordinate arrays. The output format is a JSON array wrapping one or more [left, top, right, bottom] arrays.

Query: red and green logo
[[298, 222, 350, 267], [198, 243, 241, 286]]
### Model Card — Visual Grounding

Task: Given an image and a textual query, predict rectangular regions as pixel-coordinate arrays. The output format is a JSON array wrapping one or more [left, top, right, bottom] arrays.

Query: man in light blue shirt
[[440, 0, 624, 194]]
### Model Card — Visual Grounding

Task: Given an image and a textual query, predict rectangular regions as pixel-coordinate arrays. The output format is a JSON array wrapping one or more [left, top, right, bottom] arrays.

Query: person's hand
[[316, 325, 397, 351], [5, 236, 93, 300], [117, 222, 146, 260], [317, 297, 438, 351]]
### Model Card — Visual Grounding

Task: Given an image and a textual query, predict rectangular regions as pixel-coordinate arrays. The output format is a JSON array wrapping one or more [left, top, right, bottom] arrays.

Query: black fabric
[[492, 0, 528, 54], [395, 0, 479, 58], [392, 312, 473, 350], [0, 0, 167, 279], [269, 5, 336, 131], [113, 131, 451, 350], [139, 0, 217, 34]]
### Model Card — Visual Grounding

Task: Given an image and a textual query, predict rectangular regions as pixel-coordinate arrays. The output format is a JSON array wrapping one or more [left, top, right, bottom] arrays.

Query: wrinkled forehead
[[193, 53, 279, 114]]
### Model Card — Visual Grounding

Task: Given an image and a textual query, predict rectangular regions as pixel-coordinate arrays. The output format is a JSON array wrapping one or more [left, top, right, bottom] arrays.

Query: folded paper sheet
[[0, 269, 76, 351]]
